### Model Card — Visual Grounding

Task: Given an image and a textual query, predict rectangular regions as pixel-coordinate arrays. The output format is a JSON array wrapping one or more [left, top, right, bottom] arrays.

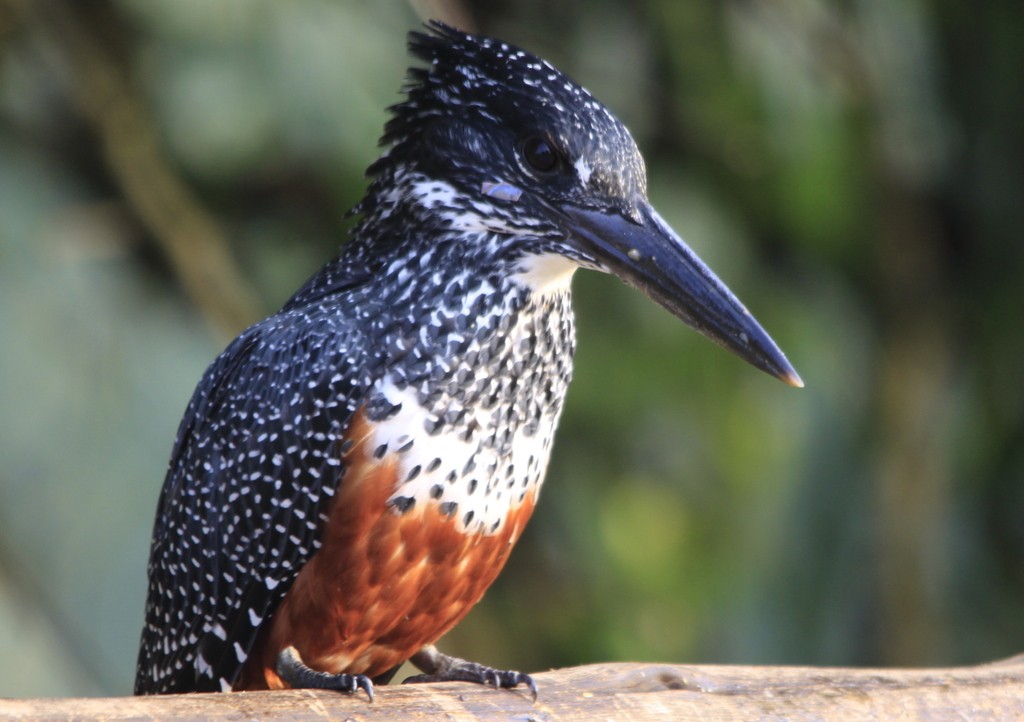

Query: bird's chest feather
[[240, 288, 575, 688], [366, 284, 576, 535]]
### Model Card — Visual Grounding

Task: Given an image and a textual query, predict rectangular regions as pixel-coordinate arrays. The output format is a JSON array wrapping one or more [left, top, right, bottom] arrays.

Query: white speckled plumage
[[134, 18, 797, 697], [134, 21, 621, 694]]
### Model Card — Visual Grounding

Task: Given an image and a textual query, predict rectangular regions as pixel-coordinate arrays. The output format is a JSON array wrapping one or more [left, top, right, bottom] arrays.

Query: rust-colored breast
[[235, 408, 536, 690]]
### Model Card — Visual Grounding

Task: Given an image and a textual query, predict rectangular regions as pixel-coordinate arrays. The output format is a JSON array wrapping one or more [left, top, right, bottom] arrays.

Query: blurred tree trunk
[[4, 0, 264, 338]]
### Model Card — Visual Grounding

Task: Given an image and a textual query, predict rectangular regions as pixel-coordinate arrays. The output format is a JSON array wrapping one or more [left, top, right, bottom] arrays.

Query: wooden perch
[[4, 657, 1023, 721]]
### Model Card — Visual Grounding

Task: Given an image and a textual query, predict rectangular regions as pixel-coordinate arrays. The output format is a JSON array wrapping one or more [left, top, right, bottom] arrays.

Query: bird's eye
[[521, 136, 560, 175]]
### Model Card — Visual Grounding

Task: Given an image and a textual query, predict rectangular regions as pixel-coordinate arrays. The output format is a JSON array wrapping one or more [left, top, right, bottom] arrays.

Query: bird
[[134, 21, 802, 699]]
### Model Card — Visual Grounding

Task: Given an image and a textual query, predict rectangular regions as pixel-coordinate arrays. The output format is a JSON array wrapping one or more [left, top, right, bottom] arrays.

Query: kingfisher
[[135, 21, 801, 699]]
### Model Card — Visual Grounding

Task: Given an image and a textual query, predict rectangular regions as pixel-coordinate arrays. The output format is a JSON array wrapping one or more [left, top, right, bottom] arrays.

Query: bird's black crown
[[361, 21, 647, 221]]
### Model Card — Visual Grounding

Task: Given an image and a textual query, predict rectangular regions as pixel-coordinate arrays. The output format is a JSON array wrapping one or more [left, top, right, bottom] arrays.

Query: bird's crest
[[365, 21, 645, 205]]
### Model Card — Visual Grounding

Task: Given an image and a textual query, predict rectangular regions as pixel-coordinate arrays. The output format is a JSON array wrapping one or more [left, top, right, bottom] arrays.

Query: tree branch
[[4, 657, 1023, 721]]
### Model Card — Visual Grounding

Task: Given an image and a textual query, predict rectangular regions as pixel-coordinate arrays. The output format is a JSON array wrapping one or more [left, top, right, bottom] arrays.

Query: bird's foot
[[404, 645, 538, 700], [275, 646, 374, 701]]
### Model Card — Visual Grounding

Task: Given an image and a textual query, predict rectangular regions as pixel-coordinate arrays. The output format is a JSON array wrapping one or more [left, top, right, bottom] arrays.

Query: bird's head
[[356, 21, 802, 387]]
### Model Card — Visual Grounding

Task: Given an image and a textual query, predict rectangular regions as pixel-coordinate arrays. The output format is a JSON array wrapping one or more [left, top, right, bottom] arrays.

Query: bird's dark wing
[[135, 303, 372, 693]]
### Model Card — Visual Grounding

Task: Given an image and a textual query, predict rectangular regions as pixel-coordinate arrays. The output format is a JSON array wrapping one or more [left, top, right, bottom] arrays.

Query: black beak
[[562, 203, 803, 388]]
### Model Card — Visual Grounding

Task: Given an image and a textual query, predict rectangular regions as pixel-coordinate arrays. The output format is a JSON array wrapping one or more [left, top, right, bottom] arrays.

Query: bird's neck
[[320, 176, 580, 536], [337, 166, 581, 396], [357, 232, 579, 421]]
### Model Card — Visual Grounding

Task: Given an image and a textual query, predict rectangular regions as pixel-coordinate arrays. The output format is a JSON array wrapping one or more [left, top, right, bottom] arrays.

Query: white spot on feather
[[511, 253, 578, 294], [411, 179, 458, 210], [196, 651, 212, 676], [575, 158, 593, 184]]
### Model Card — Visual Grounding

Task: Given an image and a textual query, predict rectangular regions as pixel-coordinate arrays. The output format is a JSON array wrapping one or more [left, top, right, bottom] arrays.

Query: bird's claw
[[489, 669, 539, 700], [338, 673, 375, 702], [405, 646, 538, 700], [275, 646, 375, 701]]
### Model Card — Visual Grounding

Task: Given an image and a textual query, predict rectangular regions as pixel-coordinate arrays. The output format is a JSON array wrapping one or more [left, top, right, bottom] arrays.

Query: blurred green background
[[1, 0, 1022, 698]]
